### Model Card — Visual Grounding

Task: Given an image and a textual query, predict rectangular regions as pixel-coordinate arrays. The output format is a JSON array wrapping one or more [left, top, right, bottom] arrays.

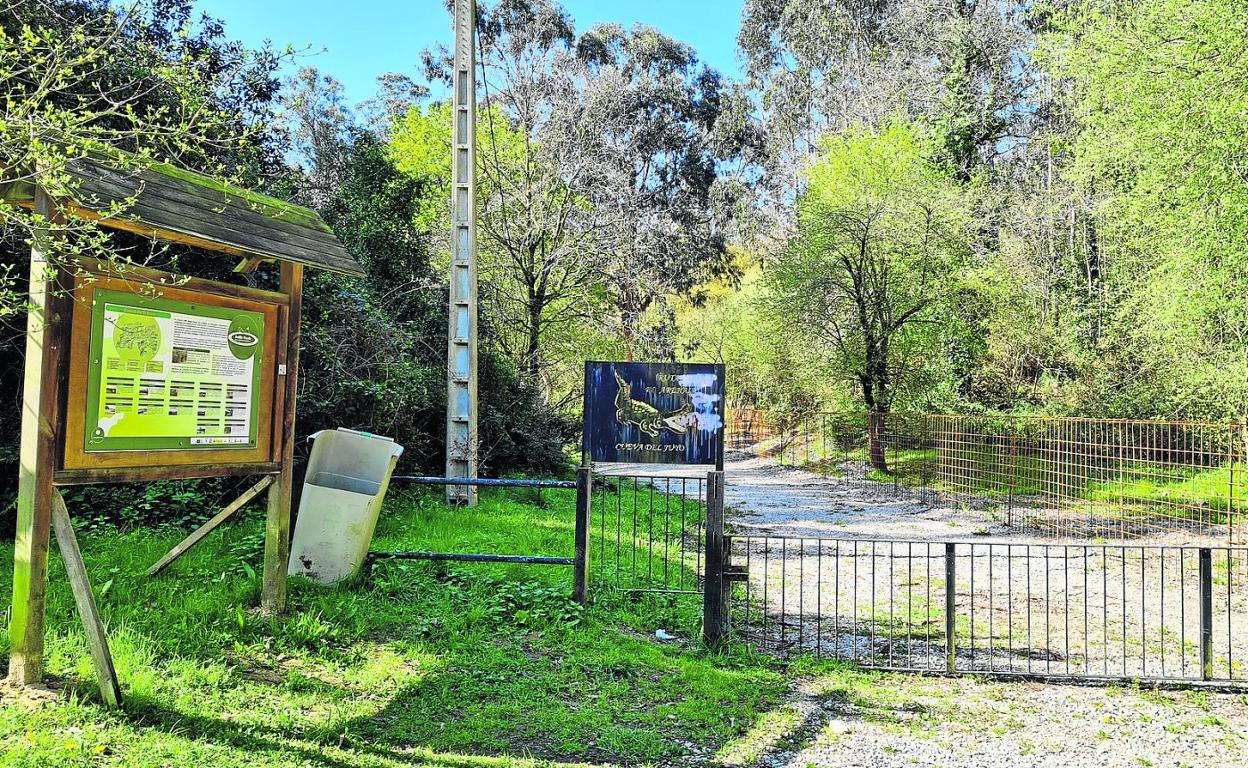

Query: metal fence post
[[703, 470, 727, 646], [572, 465, 592, 604], [945, 542, 957, 674], [1200, 547, 1213, 681]]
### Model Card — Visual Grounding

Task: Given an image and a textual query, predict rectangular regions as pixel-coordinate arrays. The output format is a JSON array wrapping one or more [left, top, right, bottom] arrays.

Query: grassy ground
[[0, 482, 787, 767]]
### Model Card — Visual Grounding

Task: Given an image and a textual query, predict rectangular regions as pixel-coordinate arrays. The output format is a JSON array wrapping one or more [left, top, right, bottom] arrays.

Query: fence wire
[[729, 411, 1247, 542]]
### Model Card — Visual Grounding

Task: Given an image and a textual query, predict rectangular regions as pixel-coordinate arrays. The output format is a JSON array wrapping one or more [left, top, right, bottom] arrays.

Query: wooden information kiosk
[[4, 151, 363, 705]]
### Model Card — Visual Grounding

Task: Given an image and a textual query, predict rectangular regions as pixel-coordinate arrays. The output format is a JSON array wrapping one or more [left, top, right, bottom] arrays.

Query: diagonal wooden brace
[[51, 491, 122, 707], [145, 475, 275, 577]]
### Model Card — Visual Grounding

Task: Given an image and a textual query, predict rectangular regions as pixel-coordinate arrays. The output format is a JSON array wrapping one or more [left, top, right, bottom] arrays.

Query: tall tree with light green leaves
[[1042, 0, 1248, 420], [763, 122, 970, 469]]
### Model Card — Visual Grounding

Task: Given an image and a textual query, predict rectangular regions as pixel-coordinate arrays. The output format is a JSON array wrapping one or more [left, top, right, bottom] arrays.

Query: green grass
[[0, 483, 787, 767]]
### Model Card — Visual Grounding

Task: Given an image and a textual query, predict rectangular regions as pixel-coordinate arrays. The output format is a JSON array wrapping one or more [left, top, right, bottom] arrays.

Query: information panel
[[583, 361, 724, 466], [83, 289, 265, 452]]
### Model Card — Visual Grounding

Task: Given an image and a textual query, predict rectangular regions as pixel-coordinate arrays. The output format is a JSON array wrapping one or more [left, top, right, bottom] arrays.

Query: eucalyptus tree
[[739, 0, 1033, 209], [575, 22, 756, 357], [416, 0, 625, 389]]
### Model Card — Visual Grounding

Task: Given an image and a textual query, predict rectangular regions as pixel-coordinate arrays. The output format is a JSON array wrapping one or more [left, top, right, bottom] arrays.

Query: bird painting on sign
[[583, 361, 724, 467]]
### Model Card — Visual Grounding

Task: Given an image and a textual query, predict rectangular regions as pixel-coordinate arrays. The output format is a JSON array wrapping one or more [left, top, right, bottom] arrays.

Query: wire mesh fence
[[726, 411, 1247, 541], [732, 536, 1248, 684]]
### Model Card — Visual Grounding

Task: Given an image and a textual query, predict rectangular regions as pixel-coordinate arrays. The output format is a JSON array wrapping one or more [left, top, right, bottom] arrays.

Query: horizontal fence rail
[[727, 411, 1247, 542], [732, 536, 1248, 684]]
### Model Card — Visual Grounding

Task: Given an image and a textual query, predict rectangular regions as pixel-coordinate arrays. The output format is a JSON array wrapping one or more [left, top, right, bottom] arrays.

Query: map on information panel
[[84, 289, 265, 451]]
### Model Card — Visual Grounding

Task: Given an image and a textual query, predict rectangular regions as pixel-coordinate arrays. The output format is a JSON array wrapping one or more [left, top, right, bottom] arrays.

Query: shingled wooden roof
[[8, 151, 364, 277]]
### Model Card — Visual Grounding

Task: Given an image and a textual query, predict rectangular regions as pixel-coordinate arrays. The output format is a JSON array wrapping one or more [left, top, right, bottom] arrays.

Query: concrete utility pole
[[445, 0, 479, 504]]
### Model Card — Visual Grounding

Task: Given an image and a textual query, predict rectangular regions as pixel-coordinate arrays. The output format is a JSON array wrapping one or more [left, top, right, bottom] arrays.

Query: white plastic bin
[[288, 428, 404, 584]]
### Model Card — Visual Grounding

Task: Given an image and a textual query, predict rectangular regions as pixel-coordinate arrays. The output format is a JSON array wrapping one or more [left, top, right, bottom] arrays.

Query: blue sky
[[196, 0, 748, 107]]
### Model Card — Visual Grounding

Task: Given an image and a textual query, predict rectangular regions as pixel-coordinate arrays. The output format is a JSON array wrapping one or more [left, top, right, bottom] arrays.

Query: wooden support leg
[[8, 189, 67, 686], [263, 263, 303, 615], [50, 492, 122, 707], [146, 476, 275, 577]]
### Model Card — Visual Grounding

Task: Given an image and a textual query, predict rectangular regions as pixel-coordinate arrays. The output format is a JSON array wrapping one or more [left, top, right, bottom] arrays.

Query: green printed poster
[[84, 289, 265, 451]]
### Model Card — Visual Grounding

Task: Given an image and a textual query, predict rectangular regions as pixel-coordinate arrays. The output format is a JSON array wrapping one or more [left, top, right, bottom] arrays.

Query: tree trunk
[[860, 364, 889, 474], [523, 298, 542, 382], [867, 410, 888, 473]]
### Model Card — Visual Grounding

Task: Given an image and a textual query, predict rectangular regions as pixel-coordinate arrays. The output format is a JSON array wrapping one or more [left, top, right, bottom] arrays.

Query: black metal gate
[[590, 472, 711, 595], [727, 535, 1248, 685]]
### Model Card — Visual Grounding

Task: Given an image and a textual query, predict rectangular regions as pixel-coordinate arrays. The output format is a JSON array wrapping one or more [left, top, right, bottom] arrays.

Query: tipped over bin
[[288, 428, 404, 584]]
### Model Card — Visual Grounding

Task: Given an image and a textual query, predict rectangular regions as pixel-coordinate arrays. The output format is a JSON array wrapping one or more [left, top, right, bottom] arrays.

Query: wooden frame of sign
[[60, 262, 284, 477], [4, 151, 362, 705]]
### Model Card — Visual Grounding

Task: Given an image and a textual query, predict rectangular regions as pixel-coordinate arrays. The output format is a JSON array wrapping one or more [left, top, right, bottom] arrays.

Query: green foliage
[[1041, 0, 1248, 420], [760, 122, 971, 412]]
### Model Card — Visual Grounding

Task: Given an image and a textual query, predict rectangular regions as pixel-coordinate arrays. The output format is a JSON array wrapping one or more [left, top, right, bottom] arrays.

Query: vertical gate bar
[[988, 544, 994, 671], [1181, 547, 1187, 678], [1007, 544, 1014, 671], [1200, 547, 1213, 681], [679, 479, 687, 591], [870, 541, 877, 664], [615, 478, 622, 583], [1121, 547, 1127, 677], [853, 541, 859, 664], [1043, 546, 1053, 674], [1026, 544, 1034, 674], [889, 541, 895, 667], [630, 478, 638, 584], [572, 466, 592, 604], [763, 536, 770, 646], [744, 537, 752, 638], [835, 539, 841, 660], [662, 483, 670, 588], [1103, 546, 1109, 676], [1229, 549, 1235, 679], [907, 541, 913, 668], [945, 542, 957, 674], [647, 482, 654, 583], [1140, 546, 1146, 677], [799, 538, 805, 650], [1083, 545, 1090, 675], [1228, 549, 1233, 679], [1161, 547, 1167, 678], [817, 540, 823, 657], [970, 543, 976, 668], [780, 539, 788, 652]]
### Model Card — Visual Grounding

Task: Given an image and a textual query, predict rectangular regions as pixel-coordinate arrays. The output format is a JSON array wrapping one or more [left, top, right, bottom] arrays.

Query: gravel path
[[602, 454, 1248, 767], [728, 673, 1248, 768]]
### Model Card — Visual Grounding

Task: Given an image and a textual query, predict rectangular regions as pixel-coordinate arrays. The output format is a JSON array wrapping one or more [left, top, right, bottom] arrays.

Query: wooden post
[[572, 466, 592, 604], [8, 188, 68, 686], [263, 262, 303, 614], [50, 492, 121, 707], [146, 475, 275, 577], [702, 471, 727, 646]]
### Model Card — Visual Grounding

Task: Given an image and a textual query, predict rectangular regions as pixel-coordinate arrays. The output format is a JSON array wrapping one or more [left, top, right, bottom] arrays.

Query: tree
[[576, 22, 755, 357], [0, 0, 290, 493], [411, 0, 617, 389], [1041, 0, 1248, 420], [762, 122, 970, 469], [738, 0, 1033, 221]]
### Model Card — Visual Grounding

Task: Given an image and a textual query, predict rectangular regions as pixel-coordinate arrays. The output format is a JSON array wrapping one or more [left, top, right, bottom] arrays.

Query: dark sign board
[[583, 361, 724, 467]]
